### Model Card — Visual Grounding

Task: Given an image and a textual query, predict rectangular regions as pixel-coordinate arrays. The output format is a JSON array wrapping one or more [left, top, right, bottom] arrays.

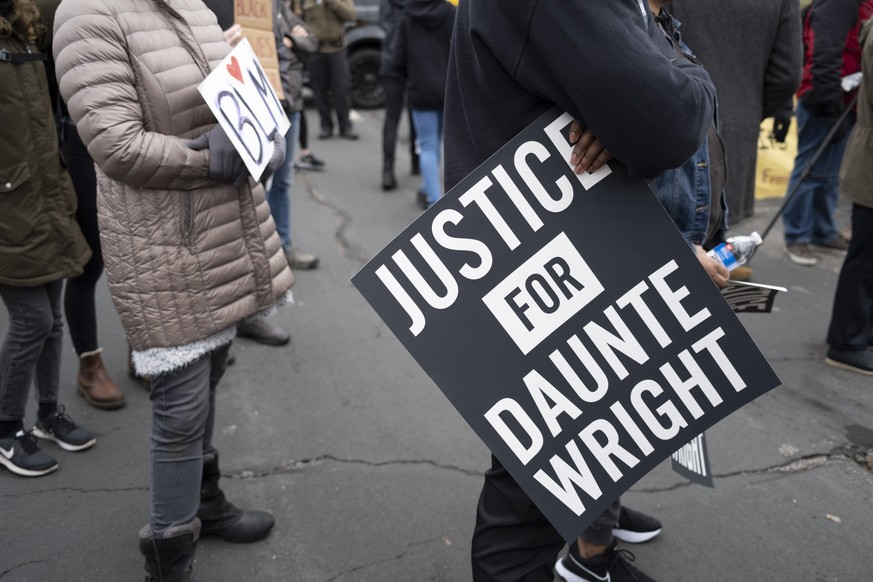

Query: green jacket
[[301, 0, 356, 53], [0, 0, 90, 287], [840, 17, 873, 210]]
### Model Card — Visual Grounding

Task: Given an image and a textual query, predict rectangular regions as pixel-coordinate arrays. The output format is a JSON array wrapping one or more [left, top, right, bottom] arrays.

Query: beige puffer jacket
[[53, 0, 294, 373]]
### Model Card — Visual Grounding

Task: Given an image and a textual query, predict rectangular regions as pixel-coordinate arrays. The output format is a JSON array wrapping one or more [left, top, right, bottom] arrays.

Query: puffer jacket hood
[[406, 0, 452, 29]]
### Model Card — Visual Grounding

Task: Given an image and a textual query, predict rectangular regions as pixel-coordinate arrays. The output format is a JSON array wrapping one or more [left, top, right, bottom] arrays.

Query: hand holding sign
[[188, 124, 248, 186], [197, 38, 291, 182]]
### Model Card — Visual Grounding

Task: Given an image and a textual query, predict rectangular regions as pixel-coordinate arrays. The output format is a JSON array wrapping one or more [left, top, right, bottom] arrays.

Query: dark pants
[[827, 203, 873, 351], [60, 125, 104, 355], [308, 49, 353, 135], [471, 455, 620, 582], [0, 281, 64, 422], [381, 75, 417, 166], [149, 344, 230, 535]]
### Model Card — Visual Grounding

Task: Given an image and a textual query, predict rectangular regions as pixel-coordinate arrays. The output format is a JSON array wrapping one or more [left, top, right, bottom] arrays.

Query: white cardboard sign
[[198, 38, 290, 181]]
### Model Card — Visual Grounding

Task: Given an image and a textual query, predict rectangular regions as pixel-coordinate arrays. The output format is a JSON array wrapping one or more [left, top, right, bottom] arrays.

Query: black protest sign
[[352, 108, 781, 541], [671, 432, 714, 488]]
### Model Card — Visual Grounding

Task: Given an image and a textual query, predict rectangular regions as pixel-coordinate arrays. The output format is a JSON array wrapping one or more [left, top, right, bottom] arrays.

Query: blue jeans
[[0, 281, 64, 422], [149, 344, 230, 535], [266, 110, 301, 249], [411, 109, 444, 206], [782, 102, 855, 246]]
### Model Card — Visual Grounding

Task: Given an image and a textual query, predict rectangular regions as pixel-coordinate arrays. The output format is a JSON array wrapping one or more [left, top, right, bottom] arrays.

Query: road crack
[[224, 454, 481, 480], [297, 174, 370, 264], [325, 536, 446, 582]]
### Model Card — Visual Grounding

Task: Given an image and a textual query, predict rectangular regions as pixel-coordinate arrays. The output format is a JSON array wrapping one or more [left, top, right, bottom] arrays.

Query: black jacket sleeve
[[761, 0, 803, 119], [803, 0, 857, 116], [512, 0, 716, 178]]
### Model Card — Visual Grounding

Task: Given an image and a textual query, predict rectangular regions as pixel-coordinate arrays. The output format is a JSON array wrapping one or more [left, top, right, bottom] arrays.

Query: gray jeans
[[149, 343, 230, 535], [0, 281, 64, 422]]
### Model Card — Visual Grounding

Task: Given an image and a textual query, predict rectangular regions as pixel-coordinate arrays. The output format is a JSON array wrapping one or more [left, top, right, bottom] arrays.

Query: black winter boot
[[382, 157, 397, 191], [139, 518, 199, 582], [198, 451, 275, 543]]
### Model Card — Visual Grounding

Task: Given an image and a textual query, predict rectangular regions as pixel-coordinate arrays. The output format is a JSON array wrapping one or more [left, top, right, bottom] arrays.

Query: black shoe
[[416, 190, 428, 209], [236, 317, 290, 346], [284, 246, 319, 270], [32, 406, 96, 452], [339, 130, 359, 140], [825, 347, 873, 376], [613, 507, 662, 543], [198, 451, 275, 543], [382, 165, 397, 191], [318, 129, 332, 140], [139, 519, 199, 582], [555, 541, 656, 582], [0, 430, 58, 477], [296, 153, 326, 171]]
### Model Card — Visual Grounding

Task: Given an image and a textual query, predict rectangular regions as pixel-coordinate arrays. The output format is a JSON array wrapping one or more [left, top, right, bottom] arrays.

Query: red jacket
[[799, 0, 873, 115]]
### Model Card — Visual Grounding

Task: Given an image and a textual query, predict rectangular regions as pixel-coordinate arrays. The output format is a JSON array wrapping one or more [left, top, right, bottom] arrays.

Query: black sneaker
[[825, 347, 873, 376], [32, 406, 96, 452], [555, 541, 656, 582], [613, 507, 662, 543], [296, 153, 325, 172], [0, 430, 59, 477]]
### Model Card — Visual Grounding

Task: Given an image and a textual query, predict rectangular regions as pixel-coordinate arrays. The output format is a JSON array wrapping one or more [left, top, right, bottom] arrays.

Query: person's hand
[[771, 104, 793, 143], [187, 125, 248, 185], [261, 129, 287, 183], [568, 119, 612, 174], [696, 245, 729, 289], [223, 24, 244, 48], [290, 25, 308, 37]]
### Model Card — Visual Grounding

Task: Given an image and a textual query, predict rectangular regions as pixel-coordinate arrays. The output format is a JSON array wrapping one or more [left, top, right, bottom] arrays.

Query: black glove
[[187, 125, 248, 185], [261, 129, 287, 183], [771, 103, 793, 143]]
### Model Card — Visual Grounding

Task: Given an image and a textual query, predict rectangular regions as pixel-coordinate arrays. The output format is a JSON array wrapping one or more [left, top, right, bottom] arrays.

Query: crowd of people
[[2, 0, 873, 580]]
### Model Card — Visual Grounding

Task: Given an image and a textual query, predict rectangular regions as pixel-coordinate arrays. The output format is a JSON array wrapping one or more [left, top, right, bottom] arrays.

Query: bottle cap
[[750, 231, 763, 245]]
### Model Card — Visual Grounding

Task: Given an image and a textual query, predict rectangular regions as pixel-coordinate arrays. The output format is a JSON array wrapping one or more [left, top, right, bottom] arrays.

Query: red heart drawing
[[227, 56, 244, 84]]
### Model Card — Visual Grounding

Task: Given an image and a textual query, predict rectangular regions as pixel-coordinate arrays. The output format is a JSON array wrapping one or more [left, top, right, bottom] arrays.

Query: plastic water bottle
[[707, 232, 763, 271]]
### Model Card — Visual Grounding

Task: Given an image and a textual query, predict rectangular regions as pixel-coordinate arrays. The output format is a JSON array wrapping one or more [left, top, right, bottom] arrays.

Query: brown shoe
[[77, 350, 126, 410]]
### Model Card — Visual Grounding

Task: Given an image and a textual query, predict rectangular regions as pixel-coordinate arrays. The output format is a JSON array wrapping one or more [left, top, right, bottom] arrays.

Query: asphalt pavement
[[1, 107, 872, 582]]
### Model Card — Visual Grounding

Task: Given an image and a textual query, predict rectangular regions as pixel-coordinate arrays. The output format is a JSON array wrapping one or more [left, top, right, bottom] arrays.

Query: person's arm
[[761, 0, 803, 119], [53, 2, 213, 191], [803, 0, 857, 116], [507, 0, 715, 179], [325, 0, 356, 23], [284, 8, 318, 54]]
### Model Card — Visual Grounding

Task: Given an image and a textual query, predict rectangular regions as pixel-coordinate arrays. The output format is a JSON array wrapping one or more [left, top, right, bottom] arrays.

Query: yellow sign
[[235, 0, 284, 100], [755, 115, 798, 200]]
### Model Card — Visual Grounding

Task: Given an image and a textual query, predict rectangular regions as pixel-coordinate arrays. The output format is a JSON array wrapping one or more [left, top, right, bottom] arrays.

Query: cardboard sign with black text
[[351, 108, 781, 541]]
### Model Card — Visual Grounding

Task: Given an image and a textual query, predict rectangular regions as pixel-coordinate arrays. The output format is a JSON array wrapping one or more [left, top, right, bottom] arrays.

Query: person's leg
[[307, 53, 334, 137], [411, 109, 442, 206], [149, 354, 215, 534], [811, 115, 854, 246], [827, 204, 873, 353], [0, 283, 57, 430], [266, 112, 297, 249], [60, 128, 126, 409], [471, 456, 566, 582], [0, 283, 62, 476], [32, 280, 64, 413], [381, 75, 405, 190], [332, 49, 356, 137], [782, 103, 834, 247]]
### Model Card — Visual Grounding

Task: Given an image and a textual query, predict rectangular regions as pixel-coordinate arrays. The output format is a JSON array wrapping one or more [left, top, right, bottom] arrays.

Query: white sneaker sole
[[613, 526, 662, 543], [554, 558, 594, 582], [785, 248, 817, 266], [31, 427, 96, 452], [825, 357, 873, 377], [0, 454, 58, 477]]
